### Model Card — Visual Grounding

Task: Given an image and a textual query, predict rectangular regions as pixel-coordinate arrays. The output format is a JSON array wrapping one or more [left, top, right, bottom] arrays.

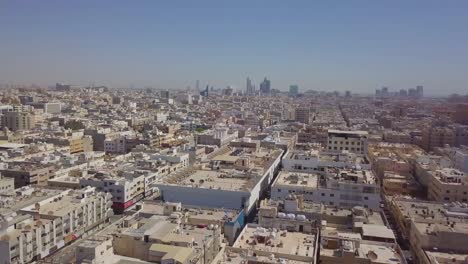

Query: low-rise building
[[427, 168, 468, 202], [225, 223, 319, 263], [327, 129, 368, 155], [0, 162, 56, 188], [389, 197, 468, 264], [80, 172, 145, 214], [154, 147, 283, 216], [282, 149, 371, 173], [0, 187, 112, 264], [271, 169, 381, 209]]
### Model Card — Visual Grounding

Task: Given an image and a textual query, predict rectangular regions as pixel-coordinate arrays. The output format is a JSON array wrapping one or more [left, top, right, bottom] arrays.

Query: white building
[[44, 103, 61, 114], [0, 187, 112, 264], [271, 169, 380, 209], [154, 147, 283, 215], [80, 173, 145, 213], [282, 149, 371, 173]]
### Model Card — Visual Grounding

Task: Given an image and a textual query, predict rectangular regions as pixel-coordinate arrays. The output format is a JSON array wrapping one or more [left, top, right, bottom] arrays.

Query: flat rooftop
[[393, 198, 468, 224], [274, 171, 319, 189], [320, 231, 402, 263], [233, 225, 316, 258], [164, 169, 260, 191]]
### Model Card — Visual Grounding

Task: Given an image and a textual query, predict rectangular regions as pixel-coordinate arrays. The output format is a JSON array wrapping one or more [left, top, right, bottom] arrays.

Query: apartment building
[[327, 129, 368, 155], [0, 187, 112, 264], [389, 198, 468, 264], [0, 162, 56, 188], [427, 168, 468, 202], [295, 107, 311, 124], [79, 172, 145, 214], [195, 127, 238, 147], [282, 149, 371, 173], [1, 112, 36, 132], [421, 126, 455, 151], [112, 213, 222, 264], [271, 169, 381, 209]]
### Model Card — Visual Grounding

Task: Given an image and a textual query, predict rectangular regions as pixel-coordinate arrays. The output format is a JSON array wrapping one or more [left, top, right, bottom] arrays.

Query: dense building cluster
[[0, 83, 467, 264]]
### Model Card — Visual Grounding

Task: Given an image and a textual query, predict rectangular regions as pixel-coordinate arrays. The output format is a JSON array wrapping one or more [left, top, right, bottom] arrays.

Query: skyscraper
[[259, 77, 271, 95], [289, 85, 299, 97], [246, 77, 254, 95], [416, 85, 424, 98]]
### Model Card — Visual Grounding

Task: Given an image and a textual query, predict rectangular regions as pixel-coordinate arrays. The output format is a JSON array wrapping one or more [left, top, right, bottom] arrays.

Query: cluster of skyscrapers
[[376, 85, 424, 98]]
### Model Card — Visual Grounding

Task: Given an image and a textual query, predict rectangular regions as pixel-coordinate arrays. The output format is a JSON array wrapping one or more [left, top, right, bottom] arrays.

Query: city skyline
[[1, 1, 468, 95]]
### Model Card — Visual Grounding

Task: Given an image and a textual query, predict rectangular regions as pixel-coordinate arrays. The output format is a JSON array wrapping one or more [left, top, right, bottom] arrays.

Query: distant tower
[[416, 85, 424, 98], [196, 80, 200, 91], [289, 85, 299, 97], [260, 77, 271, 95], [246, 77, 254, 95]]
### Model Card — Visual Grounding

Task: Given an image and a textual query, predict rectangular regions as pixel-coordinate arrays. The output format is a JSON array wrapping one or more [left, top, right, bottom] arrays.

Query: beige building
[[421, 126, 455, 151], [0, 174, 14, 193], [327, 129, 368, 155], [427, 168, 468, 202], [382, 172, 421, 197], [112, 214, 221, 264], [0, 162, 56, 188], [225, 223, 319, 263], [389, 197, 468, 264], [0, 112, 36, 132]]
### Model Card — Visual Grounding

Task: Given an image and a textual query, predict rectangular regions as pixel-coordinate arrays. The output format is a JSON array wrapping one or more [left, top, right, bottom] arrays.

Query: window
[[330, 194, 334, 197], [446, 190, 450, 194], [321, 193, 325, 196], [364, 197, 368, 200], [277, 189, 281, 192]]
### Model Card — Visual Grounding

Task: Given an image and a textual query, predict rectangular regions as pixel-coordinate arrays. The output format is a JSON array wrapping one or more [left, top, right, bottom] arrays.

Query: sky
[[1, 1, 468, 95]]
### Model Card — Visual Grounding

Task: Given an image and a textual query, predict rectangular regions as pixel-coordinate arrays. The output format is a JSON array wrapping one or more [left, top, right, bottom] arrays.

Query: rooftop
[[232, 224, 317, 259], [274, 171, 319, 189]]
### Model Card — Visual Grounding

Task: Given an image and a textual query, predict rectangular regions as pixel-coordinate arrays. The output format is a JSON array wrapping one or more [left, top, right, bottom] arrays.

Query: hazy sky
[[1, 1, 468, 95]]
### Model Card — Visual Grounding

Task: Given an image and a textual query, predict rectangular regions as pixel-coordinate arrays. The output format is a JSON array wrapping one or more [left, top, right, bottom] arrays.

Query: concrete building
[[427, 168, 468, 202], [112, 213, 221, 264], [195, 127, 238, 147], [295, 107, 311, 124], [1, 162, 56, 188], [154, 147, 283, 216], [1, 112, 36, 132], [80, 172, 145, 214], [282, 149, 371, 173], [0, 174, 14, 193], [389, 198, 468, 264], [225, 223, 319, 263], [327, 129, 368, 155], [421, 126, 455, 151], [0, 187, 112, 264], [271, 169, 381, 209], [76, 236, 114, 264]]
